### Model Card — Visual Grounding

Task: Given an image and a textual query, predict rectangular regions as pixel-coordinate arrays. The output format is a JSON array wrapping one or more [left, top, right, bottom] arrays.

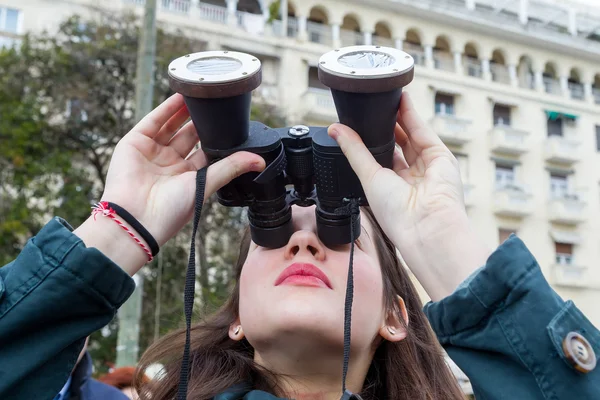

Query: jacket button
[[562, 331, 597, 373]]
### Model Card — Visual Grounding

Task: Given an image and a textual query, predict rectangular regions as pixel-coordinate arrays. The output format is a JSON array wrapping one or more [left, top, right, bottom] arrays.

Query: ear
[[228, 317, 245, 341], [379, 296, 409, 342]]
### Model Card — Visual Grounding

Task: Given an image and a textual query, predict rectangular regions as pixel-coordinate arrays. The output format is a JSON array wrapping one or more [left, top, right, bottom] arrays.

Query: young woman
[[0, 94, 598, 400]]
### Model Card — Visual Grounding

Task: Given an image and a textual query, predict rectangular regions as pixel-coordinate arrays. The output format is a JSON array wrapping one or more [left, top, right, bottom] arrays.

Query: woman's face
[[238, 205, 388, 355]]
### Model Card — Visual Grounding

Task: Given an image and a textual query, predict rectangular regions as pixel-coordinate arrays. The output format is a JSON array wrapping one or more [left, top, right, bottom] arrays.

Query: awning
[[550, 230, 582, 244], [545, 110, 578, 121], [490, 156, 521, 166], [428, 84, 462, 96], [488, 96, 519, 108]]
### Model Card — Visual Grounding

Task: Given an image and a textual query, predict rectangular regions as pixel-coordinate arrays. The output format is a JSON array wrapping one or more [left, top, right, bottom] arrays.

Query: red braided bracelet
[[91, 202, 153, 262]]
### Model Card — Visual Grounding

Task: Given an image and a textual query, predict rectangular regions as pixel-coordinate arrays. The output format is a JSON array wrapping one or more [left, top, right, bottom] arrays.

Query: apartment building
[[2, 0, 600, 328]]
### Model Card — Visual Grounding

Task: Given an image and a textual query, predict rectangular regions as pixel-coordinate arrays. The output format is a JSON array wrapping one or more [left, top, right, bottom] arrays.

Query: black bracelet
[[106, 202, 160, 257]]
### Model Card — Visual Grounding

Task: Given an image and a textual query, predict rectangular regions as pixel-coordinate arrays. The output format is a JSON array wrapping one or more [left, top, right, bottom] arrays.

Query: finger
[[168, 120, 200, 158], [392, 145, 409, 174], [133, 94, 186, 138], [394, 123, 418, 166], [327, 123, 383, 186], [155, 106, 190, 145], [186, 147, 208, 170], [397, 92, 444, 153], [203, 152, 266, 200]]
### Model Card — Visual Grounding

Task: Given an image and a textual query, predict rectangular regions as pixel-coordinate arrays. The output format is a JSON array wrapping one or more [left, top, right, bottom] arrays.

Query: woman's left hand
[[328, 93, 490, 301]]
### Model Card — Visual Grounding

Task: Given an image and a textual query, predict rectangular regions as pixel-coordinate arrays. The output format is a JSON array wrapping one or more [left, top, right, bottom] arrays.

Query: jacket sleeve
[[424, 235, 600, 400], [0, 217, 135, 400]]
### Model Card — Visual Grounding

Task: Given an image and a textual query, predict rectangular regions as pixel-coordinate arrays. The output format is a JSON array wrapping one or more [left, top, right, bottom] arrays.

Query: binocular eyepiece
[[168, 46, 414, 248]]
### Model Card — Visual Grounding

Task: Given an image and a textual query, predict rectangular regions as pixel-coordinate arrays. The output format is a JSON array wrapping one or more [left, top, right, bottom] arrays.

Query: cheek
[[351, 255, 386, 332]]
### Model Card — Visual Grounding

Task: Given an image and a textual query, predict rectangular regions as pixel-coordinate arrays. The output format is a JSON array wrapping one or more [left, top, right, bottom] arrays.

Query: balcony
[[545, 136, 581, 164], [303, 88, 336, 122], [403, 42, 425, 66], [548, 193, 586, 225], [569, 82, 585, 101], [430, 114, 472, 146], [543, 77, 562, 95], [593, 88, 600, 105], [340, 29, 364, 47], [552, 263, 589, 288], [433, 51, 454, 72], [493, 184, 533, 218], [490, 124, 529, 155], [307, 21, 332, 46], [490, 64, 510, 84]]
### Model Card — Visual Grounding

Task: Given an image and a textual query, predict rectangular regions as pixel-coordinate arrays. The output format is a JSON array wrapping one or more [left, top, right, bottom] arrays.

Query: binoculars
[[168, 46, 414, 248]]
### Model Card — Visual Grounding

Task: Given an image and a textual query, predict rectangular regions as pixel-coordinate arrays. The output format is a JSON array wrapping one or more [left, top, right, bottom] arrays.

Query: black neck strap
[[177, 167, 208, 400]]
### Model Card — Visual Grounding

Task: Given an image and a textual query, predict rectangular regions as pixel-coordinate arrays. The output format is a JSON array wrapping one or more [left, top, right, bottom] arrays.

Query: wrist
[[394, 212, 492, 302], [74, 215, 149, 276]]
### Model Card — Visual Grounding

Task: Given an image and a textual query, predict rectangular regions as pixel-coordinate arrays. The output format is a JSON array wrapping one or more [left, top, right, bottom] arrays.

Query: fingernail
[[328, 126, 340, 140]]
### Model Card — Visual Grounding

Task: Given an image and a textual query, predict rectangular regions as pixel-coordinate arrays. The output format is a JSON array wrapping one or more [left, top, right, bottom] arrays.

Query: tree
[[0, 11, 286, 374]]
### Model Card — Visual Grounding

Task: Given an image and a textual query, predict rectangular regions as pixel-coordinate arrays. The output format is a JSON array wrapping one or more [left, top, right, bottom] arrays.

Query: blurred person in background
[[98, 367, 150, 399]]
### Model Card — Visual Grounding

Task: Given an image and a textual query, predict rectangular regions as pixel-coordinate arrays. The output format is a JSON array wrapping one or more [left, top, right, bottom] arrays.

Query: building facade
[[2, 0, 600, 327]]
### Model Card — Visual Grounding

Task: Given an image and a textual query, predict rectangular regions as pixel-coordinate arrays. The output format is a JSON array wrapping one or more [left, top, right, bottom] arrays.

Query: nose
[[283, 230, 326, 261]]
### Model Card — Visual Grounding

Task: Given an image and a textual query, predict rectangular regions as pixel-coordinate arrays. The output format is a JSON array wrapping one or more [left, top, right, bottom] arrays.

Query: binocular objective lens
[[186, 57, 243, 75], [337, 51, 396, 69]]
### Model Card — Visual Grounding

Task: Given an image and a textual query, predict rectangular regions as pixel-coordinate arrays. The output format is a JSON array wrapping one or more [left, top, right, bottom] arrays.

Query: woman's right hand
[[329, 93, 491, 301], [74, 94, 265, 275]]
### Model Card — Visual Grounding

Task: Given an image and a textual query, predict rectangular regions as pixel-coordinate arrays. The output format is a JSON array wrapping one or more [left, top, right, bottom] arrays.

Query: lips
[[275, 262, 332, 289]]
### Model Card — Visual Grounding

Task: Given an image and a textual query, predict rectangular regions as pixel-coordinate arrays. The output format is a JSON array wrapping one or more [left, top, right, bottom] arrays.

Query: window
[[495, 164, 515, 189], [550, 174, 568, 198], [308, 66, 327, 90], [596, 125, 600, 151], [547, 117, 563, 137], [499, 229, 516, 244], [435, 93, 454, 115], [0, 7, 20, 34], [493, 104, 511, 126], [555, 242, 573, 265]]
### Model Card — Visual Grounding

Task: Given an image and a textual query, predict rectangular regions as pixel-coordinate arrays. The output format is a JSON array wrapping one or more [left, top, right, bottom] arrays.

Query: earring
[[387, 326, 396, 335], [234, 326, 241, 336]]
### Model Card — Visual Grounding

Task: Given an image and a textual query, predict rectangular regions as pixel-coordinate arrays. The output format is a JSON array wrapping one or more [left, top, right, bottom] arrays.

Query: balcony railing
[[552, 263, 589, 288], [340, 29, 364, 47], [0, 35, 19, 49], [272, 18, 298, 38], [548, 192, 586, 225], [433, 51, 454, 72], [161, 0, 190, 14], [490, 64, 510, 84], [197, 2, 227, 24], [543, 77, 561, 95], [518, 73, 535, 90], [545, 136, 581, 164], [403, 42, 425, 66], [430, 113, 472, 146], [464, 58, 482, 78], [490, 124, 529, 155], [593, 88, 600, 104], [569, 82, 585, 100], [493, 184, 533, 218], [303, 87, 336, 121], [307, 21, 332, 46], [373, 36, 394, 47]]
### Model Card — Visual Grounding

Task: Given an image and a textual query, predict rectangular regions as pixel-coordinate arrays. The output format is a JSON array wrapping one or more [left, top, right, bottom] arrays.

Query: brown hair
[[135, 207, 465, 399]]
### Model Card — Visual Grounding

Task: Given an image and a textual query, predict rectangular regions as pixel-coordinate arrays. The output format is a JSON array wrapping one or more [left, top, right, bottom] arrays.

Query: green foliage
[[0, 11, 285, 374]]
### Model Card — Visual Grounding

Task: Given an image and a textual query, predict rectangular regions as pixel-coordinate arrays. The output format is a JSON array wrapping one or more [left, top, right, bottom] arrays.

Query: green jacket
[[1, 218, 599, 399]]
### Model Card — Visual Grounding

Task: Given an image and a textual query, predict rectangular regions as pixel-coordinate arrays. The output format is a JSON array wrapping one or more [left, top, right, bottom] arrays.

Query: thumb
[[204, 151, 266, 200], [328, 123, 383, 186]]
